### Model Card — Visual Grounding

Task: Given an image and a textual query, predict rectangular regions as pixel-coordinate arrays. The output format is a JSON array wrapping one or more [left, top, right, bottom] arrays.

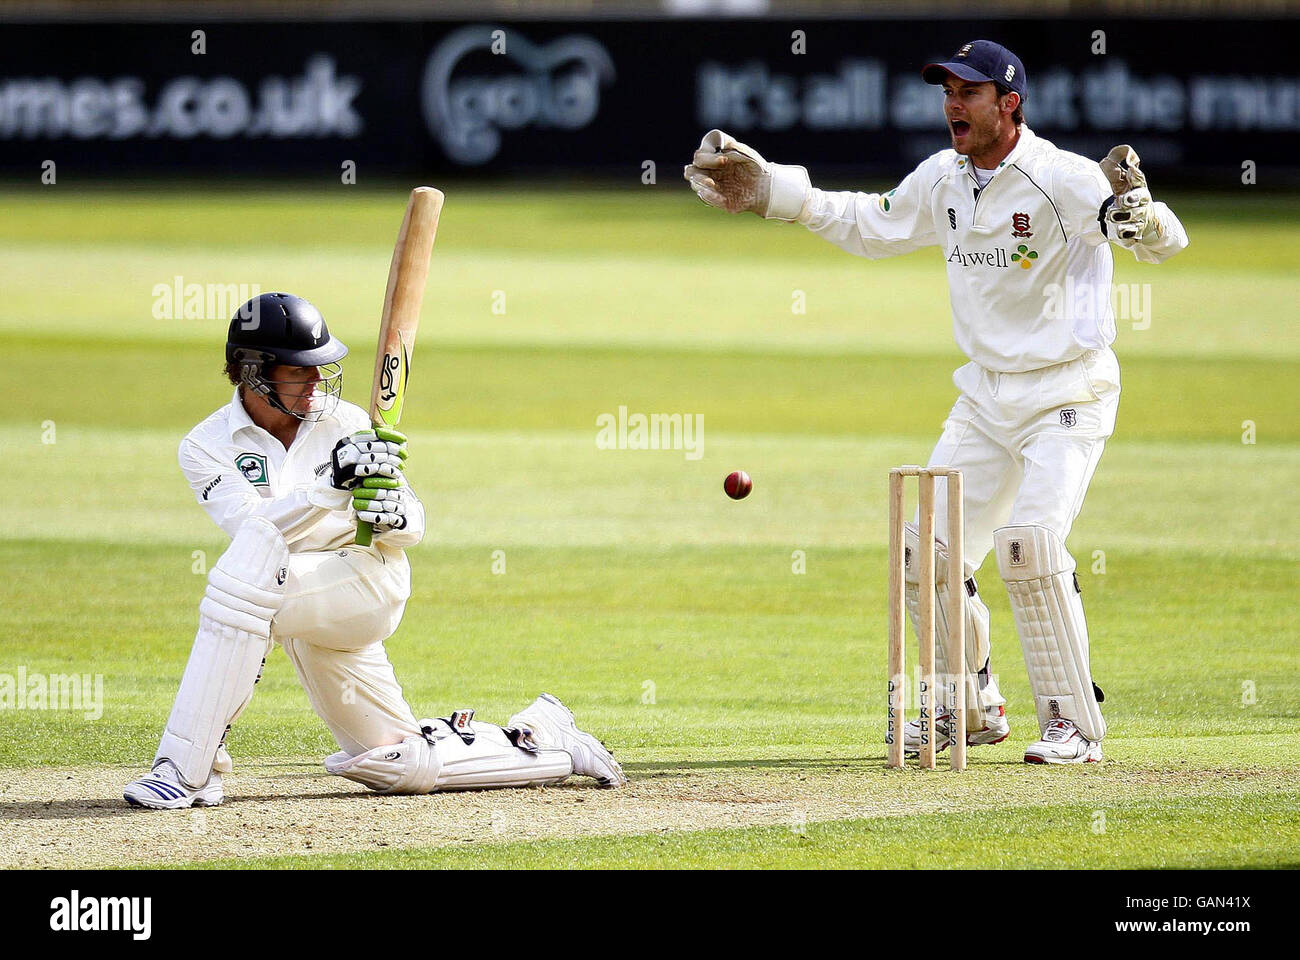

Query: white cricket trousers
[[920, 347, 1121, 577], [273, 545, 422, 757]]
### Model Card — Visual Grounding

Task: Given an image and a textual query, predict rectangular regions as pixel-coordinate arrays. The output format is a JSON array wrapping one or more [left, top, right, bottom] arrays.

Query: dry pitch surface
[[5, 744, 1297, 869]]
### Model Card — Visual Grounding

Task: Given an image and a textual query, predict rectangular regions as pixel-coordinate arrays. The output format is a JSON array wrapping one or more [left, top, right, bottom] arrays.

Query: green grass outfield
[[0, 185, 1296, 869]]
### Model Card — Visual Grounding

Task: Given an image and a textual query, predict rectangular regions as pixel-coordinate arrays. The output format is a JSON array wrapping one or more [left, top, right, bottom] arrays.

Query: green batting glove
[[352, 478, 409, 531], [356, 426, 409, 461]]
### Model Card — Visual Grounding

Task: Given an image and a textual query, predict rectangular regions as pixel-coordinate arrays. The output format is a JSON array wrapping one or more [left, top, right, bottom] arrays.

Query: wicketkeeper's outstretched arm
[[684, 128, 940, 260]]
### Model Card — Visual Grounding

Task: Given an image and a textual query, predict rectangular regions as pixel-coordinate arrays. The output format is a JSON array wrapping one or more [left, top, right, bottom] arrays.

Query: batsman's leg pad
[[324, 735, 440, 794], [995, 523, 1106, 741], [324, 717, 572, 794], [904, 523, 1001, 729], [155, 518, 289, 786]]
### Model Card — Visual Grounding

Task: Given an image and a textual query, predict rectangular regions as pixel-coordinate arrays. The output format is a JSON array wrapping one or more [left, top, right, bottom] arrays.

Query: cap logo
[[957, 44, 972, 57], [1004, 64, 1016, 82], [310, 320, 323, 341]]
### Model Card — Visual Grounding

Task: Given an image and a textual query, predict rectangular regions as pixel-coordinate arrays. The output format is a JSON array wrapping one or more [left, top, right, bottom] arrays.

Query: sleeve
[[373, 482, 426, 549], [794, 158, 941, 260], [1054, 158, 1189, 263], [1122, 200, 1189, 264], [1054, 159, 1112, 249], [179, 437, 351, 546]]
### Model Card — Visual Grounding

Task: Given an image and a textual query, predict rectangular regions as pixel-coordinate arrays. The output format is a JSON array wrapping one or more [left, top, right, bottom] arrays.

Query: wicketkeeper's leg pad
[[903, 522, 1002, 729], [324, 714, 573, 794], [155, 518, 289, 786], [995, 523, 1106, 741]]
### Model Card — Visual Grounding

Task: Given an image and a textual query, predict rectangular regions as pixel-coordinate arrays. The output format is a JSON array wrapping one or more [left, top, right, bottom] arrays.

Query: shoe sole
[[1023, 752, 1102, 765], [536, 694, 627, 788], [123, 784, 224, 809], [124, 793, 224, 809]]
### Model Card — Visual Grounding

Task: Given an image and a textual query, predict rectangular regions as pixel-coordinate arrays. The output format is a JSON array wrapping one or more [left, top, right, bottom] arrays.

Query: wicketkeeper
[[124, 292, 624, 807], [685, 40, 1188, 763]]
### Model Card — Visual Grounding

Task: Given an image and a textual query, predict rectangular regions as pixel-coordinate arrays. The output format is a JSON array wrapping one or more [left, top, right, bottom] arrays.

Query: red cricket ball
[[724, 470, 753, 500]]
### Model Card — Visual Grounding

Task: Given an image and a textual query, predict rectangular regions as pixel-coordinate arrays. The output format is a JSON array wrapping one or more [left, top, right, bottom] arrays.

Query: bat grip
[[355, 520, 374, 547]]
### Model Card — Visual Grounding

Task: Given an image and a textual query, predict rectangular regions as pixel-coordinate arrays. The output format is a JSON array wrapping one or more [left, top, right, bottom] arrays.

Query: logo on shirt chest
[[946, 244, 1011, 269], [1011, 244, 1039, 268], [1011, 212, 1033, 238], [235, 452, 270, 487]]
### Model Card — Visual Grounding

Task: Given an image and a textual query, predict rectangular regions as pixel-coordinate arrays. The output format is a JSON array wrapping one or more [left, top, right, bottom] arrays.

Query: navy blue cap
[[923, 40, 1027, 102]]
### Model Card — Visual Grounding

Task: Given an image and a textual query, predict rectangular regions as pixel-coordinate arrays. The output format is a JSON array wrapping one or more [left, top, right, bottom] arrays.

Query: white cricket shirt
[[796, 125, 1188, 372], [179, 388, 424, 553]]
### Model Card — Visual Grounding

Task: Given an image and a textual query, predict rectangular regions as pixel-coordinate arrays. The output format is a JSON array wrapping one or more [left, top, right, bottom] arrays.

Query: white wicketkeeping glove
[[683, 129, 811, 220], [1099, 144, 1158, 244]]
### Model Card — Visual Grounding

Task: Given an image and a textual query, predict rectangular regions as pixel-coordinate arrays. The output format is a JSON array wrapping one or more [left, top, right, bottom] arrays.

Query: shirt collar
[[227, 386, 257, 441], [227, 386, 329, 446], [1001, 123, 1036, 169]]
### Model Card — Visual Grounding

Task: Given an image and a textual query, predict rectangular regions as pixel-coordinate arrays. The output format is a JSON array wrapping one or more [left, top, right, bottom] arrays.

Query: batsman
[[685, 40, 1188, 763], [123, 290, 624, 807]]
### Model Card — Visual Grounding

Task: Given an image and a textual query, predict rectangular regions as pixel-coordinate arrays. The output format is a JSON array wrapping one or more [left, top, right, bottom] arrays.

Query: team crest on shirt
[[1011, 212, 1033, 238], [1060, 408, 1078, 427], [235, 452, 269, 487]]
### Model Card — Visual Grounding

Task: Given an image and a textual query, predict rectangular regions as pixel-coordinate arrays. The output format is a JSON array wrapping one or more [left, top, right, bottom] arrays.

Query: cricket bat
[[355, 186, 444, 546]]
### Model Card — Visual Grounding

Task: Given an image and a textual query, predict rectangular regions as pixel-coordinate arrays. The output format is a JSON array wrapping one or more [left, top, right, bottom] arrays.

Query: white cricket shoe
[[123, 759, 224, 809], [1024, 719, 1103, 764], [904, 704, 1009, 756], [508, 693, 627, 788]]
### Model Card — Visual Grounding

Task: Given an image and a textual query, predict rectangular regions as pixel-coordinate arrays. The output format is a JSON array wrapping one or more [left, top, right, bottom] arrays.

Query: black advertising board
[[0, 18, 1296, 182]]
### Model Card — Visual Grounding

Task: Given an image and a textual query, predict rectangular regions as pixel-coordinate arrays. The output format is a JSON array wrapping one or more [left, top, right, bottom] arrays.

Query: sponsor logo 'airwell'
[[596, 406, 704, 461], [947, 244, 1011, 268], [946, 244, 1043, 269]]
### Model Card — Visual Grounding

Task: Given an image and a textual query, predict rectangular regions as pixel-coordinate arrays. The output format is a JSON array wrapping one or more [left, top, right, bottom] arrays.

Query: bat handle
[[355, 521, 374, 547]]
